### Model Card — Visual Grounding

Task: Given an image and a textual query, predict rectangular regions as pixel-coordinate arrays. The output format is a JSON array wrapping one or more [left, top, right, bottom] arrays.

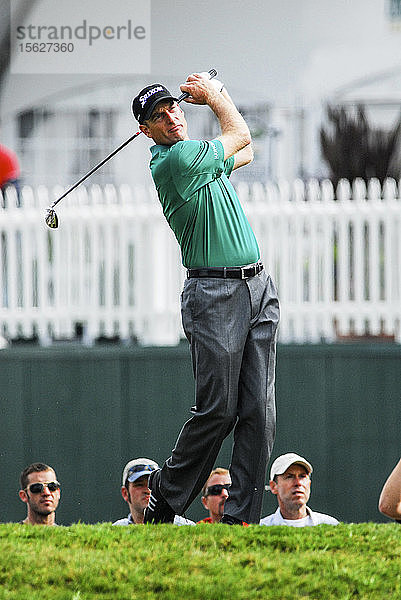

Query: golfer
[[132, 72, 280, 525]]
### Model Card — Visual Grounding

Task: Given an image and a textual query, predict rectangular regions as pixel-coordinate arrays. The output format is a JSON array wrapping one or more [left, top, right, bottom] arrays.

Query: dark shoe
[[221, 514, 249, 526], [144, 469, 175, 524]]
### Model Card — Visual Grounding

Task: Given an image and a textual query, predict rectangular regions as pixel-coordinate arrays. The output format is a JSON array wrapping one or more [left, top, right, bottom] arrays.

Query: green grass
[[0, 522, 400, 599]]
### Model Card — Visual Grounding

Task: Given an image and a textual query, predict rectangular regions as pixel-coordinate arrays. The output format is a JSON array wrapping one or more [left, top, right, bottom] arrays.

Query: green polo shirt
[[149, 138, 260, 268]]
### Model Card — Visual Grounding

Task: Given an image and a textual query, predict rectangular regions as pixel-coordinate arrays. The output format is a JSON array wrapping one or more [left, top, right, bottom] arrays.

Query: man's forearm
[[180, 74, 251, 158], [379, 458, 401, 519], [207, 89, 251, 158]]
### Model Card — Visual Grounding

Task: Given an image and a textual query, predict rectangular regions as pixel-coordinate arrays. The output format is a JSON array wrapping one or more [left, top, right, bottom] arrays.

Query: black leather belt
[[187, 261, 263, 280]]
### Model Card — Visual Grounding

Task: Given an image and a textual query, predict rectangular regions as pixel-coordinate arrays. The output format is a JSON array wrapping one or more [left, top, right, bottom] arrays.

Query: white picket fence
[[0, 178, 400, 346]]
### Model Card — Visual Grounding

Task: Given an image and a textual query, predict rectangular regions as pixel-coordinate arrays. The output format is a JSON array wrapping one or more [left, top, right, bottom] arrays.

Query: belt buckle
[[242, 263, 259, 279]]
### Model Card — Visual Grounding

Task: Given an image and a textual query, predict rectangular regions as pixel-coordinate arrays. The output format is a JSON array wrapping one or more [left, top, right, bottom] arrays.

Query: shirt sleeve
[[224, 154, 235, 178], [169, 139, 229, 199]]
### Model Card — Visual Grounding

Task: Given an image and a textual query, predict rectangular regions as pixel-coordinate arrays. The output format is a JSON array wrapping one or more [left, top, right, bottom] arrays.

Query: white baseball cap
[[270, 453, 313, 481], [122, 458, 159, 486]]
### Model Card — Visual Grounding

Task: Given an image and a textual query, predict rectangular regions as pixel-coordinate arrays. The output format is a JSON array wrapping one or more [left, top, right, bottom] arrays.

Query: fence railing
[[0, 178, 400, 345]]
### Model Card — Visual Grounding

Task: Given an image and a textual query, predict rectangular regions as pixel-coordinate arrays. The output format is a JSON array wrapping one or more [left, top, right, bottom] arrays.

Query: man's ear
[[201, 496, 209, 510], [269, 480, 278, 496], [19, 489, 28, 504], [139, 124, 152, 139], [121, 486, 130, 503]]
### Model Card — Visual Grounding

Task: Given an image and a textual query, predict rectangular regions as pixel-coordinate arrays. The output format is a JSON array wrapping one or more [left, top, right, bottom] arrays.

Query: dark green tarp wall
[[0, 343, 400, 525]]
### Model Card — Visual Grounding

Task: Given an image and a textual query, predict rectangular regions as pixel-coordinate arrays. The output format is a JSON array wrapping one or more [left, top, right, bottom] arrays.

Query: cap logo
[[139, 85, 164, 108]]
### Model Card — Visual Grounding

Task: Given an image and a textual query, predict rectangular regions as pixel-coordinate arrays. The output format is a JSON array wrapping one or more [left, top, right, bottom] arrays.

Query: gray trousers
[[159, 269, 280, 523]]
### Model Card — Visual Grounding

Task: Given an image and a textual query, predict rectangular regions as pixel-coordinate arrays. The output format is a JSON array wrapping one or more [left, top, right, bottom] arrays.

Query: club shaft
[[51, 69, 217, 209]]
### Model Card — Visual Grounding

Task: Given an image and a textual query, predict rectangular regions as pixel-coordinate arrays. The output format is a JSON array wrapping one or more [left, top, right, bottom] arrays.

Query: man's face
[[202, 473, 231, 522], [20, 469, 60, 516], [124, 475, 151, 513], [270, 464, 311, 512], [140, 100, 188, 146]]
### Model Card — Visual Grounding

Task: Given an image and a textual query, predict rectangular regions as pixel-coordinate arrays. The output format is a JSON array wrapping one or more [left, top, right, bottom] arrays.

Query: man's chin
[[169, 133, 186, 144], [169, 125, 188, 141]]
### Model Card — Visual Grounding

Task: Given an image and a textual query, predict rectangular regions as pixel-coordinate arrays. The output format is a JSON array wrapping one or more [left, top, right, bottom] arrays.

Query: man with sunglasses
[[113, 458, 194, 526], [198, 468, 232, 524], [18, 463, 61, 526]]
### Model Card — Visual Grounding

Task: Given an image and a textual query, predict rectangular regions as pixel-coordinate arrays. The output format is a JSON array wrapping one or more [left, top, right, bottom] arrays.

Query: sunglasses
[[26, 481, 60, 494], [127, 464, 155, 477], [205, 484, 231, 496], [125, 463, 157, 486]]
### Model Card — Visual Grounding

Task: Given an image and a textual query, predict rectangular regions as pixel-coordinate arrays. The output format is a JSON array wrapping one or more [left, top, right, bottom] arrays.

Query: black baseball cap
[[132, 84, 177, 124]]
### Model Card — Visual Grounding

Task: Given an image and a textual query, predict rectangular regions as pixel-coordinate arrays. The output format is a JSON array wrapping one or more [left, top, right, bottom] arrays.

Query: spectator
[[113, 458, 194, 526], [198, 468, 231, 524], [18, 462, 61, 525], [0, 143, 21, 207], [378, 458, 401, 522], [260, 453, 339, 527]]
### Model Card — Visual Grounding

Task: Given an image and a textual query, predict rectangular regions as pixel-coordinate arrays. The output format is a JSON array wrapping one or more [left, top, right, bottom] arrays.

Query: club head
[[45, 208, 59, 229]]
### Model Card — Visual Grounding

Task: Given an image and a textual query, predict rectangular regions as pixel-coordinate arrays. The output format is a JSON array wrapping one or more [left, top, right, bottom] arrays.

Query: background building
[[1, 0, 401, 188]]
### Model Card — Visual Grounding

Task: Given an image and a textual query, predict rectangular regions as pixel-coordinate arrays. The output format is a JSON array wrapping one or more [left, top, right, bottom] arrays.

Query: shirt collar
[[277, 506, 313, 522], [150, 144, 170, 157]]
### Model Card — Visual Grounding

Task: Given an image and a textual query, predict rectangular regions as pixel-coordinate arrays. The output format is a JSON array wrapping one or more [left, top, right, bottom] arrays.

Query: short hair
[[20, 463, 55, 490], [201, 468, 230, 497]]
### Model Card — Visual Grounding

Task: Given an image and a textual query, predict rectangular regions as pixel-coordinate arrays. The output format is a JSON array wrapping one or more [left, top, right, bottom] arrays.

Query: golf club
[[45, 68, 218, 229]]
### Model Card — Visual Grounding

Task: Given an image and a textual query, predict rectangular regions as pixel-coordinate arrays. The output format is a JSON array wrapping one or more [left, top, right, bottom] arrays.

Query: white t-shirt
[[260, 506, 339, 527], [112, 513, 195, 526]]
